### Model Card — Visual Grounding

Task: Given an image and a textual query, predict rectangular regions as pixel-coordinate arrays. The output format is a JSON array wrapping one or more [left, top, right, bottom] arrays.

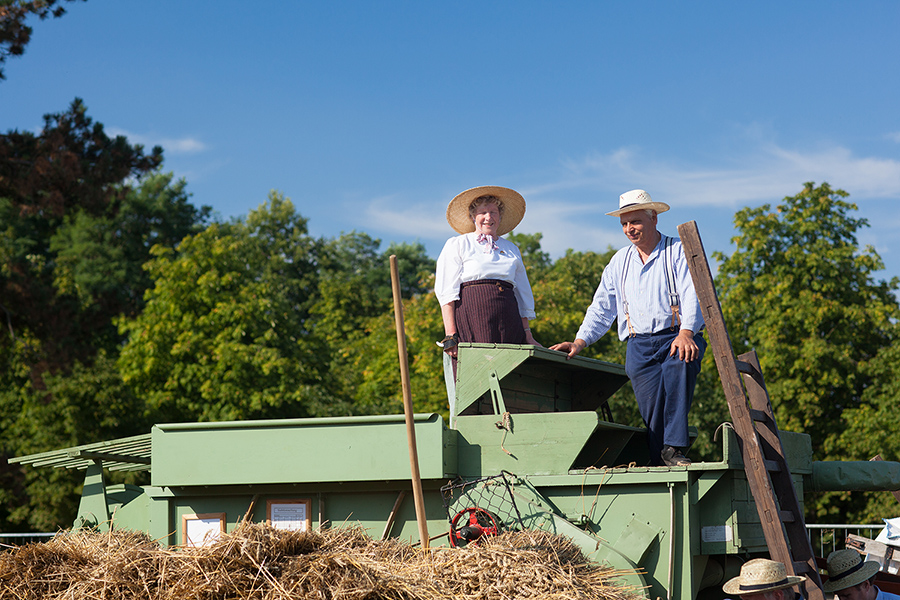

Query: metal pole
[[389, 255, 430, 549]]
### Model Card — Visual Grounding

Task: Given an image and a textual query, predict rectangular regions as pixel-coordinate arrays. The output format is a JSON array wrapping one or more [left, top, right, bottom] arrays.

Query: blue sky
[[4, 0, 900, 285]]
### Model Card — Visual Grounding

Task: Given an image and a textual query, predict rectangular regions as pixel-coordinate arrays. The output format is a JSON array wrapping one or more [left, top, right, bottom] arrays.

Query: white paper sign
[[270, 502, 308, 531], [185, 516, 223, 547]]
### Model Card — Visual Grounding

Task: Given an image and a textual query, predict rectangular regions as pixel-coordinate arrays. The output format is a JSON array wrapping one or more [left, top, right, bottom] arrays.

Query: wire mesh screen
[[440, 471, 524, 532]]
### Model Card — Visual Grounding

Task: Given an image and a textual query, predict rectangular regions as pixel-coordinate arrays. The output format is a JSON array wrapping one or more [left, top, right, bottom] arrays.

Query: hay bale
[[0, 523, 643, 600]]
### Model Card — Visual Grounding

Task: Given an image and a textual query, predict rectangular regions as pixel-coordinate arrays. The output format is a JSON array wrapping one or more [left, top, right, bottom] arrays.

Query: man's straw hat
[[606, 189, 670, 217], [822, 548, 881, 593], [722, 558, 806, 596], [446, 186, 526, 236]]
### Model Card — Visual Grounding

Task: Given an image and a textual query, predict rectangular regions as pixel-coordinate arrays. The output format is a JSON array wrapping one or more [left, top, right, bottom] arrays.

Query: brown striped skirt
[[455, 279, 526, 345]]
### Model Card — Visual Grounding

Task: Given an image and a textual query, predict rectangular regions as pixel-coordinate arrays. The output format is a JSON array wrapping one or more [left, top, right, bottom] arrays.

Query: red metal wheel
[[449, 507, 501, 547]]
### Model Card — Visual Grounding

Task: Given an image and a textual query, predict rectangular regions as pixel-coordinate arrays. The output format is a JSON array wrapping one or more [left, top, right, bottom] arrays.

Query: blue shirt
[[576, 233, 704, 343]]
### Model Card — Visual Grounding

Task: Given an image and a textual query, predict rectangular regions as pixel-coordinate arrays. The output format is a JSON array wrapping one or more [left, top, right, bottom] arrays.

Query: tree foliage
[[712, 181, 900, 522], [0, 0, 85, 80], [118, 193, 333, 423], [0, 100, 208, 531]]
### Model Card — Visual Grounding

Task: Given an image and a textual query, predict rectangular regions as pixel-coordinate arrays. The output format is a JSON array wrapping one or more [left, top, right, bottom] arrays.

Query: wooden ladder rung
[[764, 459, 781, 473], [780, 510, 796, 523], [749, 408, 771, 424]]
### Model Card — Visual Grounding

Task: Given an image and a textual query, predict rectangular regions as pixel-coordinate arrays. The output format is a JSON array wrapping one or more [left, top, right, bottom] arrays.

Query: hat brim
[[722, 575, 806, 595], [446, 186, 526, 236], [606, 201, 670, 217], [822, 561, 881, 592]]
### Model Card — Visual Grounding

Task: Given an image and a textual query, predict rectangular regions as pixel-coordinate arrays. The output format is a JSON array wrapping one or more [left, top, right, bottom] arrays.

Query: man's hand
[[670, 329, 699, 362], [550, 339, 586, 360]]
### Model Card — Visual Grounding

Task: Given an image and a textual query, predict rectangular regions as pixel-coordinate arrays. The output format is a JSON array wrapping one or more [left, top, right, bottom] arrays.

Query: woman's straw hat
[[446, 185, 526, 236], [606, 189, 670, 217], [822, 548, 881, 593], [722, 558, 806, 595]]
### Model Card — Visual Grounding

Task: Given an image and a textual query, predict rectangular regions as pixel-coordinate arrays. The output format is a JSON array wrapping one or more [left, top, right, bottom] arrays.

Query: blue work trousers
[[625, 330, 706, 465]]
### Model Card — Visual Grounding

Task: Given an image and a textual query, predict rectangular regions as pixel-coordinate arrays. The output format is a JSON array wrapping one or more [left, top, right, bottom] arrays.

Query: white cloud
[[360, 139, 900, 285], [552, 142, 900, 211], [108, 128, 208, 155]]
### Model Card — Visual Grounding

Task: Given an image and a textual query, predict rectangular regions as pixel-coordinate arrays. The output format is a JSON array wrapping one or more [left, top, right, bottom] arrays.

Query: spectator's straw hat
[[822, 548, 881, 593], [446, 186, 526, 235], [722, 558, 806, 596], [606, 189, 670, 217]]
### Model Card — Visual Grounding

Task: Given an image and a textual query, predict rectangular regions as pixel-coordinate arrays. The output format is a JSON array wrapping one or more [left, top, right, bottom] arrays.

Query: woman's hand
[[438, 333, 459, 357], [524, 329, 542, 348]]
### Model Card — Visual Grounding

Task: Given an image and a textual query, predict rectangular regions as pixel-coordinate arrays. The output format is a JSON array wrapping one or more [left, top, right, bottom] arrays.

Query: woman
[[434, 185, 540, 358]]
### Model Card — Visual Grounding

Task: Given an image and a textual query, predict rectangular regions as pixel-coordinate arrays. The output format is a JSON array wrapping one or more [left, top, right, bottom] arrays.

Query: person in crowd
[[435, 185, 540, 359], [550, 189, 705, 467], [722, 558, 806, 599], [823, 548, 900, 600]]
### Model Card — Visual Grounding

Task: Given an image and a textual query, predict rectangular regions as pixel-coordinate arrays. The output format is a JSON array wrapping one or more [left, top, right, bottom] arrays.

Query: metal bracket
[[488, 370, 507, 415]]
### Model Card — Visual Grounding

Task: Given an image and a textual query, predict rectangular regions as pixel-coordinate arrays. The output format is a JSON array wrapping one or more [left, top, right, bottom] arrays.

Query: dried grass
[[0, 523, 643, 600]]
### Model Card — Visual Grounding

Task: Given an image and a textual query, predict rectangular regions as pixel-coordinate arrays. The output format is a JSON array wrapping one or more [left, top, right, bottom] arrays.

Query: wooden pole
[[389, 255, 430, 549]]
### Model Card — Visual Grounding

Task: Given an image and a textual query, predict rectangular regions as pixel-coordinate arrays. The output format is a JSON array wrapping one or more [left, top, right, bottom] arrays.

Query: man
[[722, 558, 806, 599], [823, 548, 900, 600], [550, 189, 706, 467]]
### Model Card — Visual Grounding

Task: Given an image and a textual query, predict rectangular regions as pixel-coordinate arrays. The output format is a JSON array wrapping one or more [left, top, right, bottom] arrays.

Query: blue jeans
[[625, 330, 706, 465]]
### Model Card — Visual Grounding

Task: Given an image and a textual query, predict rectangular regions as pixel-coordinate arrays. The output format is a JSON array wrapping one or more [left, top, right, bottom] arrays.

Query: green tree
[[0, 99, 167, 368], [838, 321, 900, 520], [0, 0, 85, 80], [712, 182, 900, 522], [507, 231, 552, 280], [1, 351, 147, 530], [311, 234, 435, 415], [0, 101, 206, 532], [117, 193, 336, 423]]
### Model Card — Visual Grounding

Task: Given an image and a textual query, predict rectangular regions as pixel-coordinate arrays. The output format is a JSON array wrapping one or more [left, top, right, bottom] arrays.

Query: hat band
[[739, 578, 789, 591], [830, 559, 865, 581]]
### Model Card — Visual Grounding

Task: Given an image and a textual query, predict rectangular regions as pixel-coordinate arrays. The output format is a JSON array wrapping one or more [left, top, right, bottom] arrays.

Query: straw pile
[[0, 522, 643, 600]]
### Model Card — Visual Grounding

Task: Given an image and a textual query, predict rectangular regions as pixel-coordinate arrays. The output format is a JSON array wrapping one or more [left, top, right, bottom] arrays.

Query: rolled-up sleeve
[[513, 260, 536, 320], [575, 261, 619, 346]]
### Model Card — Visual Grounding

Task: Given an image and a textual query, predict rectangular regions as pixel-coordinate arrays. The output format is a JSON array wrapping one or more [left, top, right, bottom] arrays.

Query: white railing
[[0, 532, 56, 548], [806, 523, 886, 557]]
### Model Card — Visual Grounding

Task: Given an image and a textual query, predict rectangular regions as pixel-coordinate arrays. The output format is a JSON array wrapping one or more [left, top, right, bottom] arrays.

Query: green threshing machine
[[12, 223, 900, 600], [12, 343, 900, 600]]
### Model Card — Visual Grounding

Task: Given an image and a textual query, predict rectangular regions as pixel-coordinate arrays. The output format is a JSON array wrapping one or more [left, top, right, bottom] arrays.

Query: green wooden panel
[[454, 412, 600, 476], [454, 344, 628, 416], [151, 413, 454, 487]]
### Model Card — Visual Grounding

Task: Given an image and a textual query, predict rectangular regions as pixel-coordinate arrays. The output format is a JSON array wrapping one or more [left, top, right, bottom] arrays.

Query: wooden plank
[[677, 221, 825, 600]]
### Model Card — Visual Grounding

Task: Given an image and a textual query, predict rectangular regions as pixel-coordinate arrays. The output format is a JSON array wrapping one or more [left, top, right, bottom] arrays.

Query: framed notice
[[182, 513, 226, 547], [267, 499, 312, 531]]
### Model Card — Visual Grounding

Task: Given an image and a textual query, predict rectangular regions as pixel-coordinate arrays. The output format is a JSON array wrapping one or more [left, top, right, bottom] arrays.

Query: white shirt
[[576, 233, 704, 342], [434, 233, 536, 319]]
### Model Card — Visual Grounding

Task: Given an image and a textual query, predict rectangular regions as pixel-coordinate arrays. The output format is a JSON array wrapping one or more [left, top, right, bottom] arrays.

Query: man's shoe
[[661, 445, 691, 467]]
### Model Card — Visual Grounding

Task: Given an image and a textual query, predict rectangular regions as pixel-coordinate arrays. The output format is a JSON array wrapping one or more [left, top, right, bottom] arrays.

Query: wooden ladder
[[677, 220, 824, 600]]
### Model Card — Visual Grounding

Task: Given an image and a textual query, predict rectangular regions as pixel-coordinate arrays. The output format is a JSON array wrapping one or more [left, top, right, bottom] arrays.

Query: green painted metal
[[151, 413, 455, 487], [453, 343, 628, 416], [13, 344, 900, 600], [809, 460, 900, 492]]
